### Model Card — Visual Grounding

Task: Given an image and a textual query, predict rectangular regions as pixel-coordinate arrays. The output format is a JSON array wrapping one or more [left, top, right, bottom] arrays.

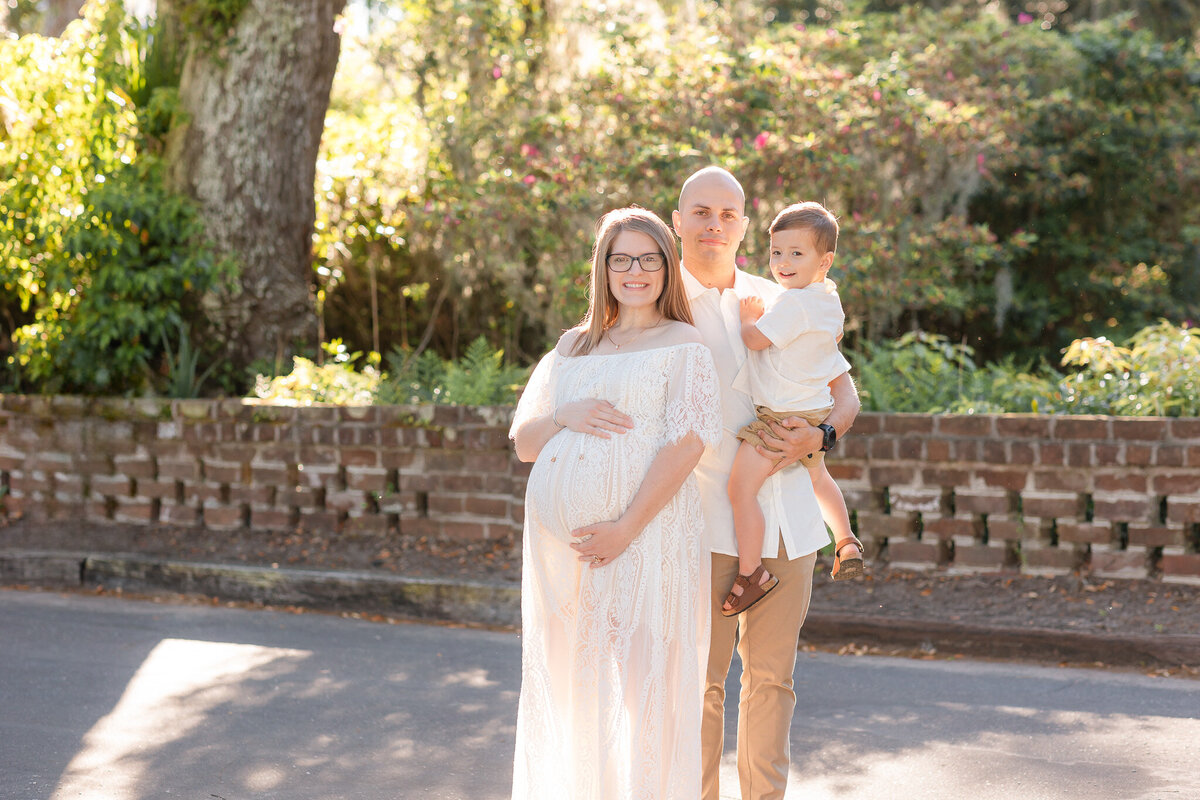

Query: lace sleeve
[[509, 349, 559, 440], [665, 344, 722, 449]]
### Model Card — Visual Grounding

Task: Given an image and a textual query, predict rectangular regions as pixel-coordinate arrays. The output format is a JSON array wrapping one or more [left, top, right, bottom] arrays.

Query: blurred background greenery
[[2, 0, 1198, 412]]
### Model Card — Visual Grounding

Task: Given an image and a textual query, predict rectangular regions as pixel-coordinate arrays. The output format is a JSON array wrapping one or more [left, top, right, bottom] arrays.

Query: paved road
[[1, 589, 1197, 800]]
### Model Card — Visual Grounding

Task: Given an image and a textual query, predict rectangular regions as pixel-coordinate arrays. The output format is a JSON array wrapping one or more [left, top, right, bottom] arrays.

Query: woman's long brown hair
[[570, 207, 694, 356]]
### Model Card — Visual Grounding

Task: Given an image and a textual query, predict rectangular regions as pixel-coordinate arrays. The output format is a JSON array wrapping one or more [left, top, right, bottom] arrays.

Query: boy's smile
[[769, 228, 834, 290]]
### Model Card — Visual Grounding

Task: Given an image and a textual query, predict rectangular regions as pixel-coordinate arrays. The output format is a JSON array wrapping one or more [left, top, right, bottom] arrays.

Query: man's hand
[[754, 418, 822, 475]]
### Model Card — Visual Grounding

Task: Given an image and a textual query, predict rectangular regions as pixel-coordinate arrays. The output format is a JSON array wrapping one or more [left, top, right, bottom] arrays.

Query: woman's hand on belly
[[569, 519, 637, 568], [556, 399, 635, 439]]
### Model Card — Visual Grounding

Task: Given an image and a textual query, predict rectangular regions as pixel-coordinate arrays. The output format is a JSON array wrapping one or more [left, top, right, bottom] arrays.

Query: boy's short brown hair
[[769, 202, 839, 254]]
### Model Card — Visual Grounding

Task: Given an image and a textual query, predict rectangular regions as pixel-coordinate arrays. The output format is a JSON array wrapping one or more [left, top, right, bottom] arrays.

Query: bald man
[[673, 166, 860, 800]]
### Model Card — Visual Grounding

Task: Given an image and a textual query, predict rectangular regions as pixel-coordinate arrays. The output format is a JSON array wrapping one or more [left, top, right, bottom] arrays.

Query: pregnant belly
[[525, 431, 645, 542]]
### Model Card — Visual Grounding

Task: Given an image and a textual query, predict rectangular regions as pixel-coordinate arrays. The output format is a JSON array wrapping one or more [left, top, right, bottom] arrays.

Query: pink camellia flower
[[736, 256, 748, 267], [522, 174, 536, 185], [1018, 12, 1033, 23], [1001, 62, 1010, 73], [776, 175, 784, 186], [752, 197, 761, 210], [734, 136, 743, 150], [492, 66, 502, 79], [754, 132, 769, 150], [945, 70, 955, 81], [872, 89, 882, 102], [520, 143, 541, 158]]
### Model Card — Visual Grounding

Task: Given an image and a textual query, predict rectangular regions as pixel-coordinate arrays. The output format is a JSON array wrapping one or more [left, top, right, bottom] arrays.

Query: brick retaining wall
[[1, 395, 1198, 583]]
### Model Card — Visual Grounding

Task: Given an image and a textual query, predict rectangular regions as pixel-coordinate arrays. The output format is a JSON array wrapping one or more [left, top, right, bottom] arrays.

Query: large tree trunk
[[164, 0, 346, 371], [42, 0, 86, 36]]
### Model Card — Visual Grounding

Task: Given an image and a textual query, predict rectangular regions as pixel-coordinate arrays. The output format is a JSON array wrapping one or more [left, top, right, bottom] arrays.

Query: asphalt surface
[[2, 589, 1198, 800]]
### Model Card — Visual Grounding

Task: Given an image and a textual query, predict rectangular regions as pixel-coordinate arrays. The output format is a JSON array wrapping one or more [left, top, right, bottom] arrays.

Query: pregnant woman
[[509, 206, 721, 800]]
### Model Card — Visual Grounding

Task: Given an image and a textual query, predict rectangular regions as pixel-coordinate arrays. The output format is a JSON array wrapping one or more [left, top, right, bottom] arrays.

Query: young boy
[[721, 201, 863, 616]]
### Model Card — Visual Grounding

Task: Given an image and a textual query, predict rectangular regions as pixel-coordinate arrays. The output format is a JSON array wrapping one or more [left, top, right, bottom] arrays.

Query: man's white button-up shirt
[[682, 265, 829, 560]]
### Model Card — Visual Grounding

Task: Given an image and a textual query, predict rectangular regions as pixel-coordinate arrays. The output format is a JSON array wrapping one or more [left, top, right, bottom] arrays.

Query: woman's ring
[[592, 555, 602, 564]]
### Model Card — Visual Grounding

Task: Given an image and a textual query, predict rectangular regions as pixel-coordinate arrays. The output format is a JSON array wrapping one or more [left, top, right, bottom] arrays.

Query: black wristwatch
[[817, 423, 837, 452]]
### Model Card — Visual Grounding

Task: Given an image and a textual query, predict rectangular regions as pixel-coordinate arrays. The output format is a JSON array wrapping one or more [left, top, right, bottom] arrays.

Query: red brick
[[157, 457, 202, 481], [465, 496, 510, 517], [136, 479, 180, 501], [1067, 443, 1094, 467], [229, 485, 275, 506], [924, 439, 951, 462], [1091, 496, 1157, 523], [855, 510, 916, 539], [1032, 470, 1090, 493], [8, 472, 52, 494], [1154, 474, 1200, 495], [89, 474, 133, 497], [427, 494, 464, 515], [1165, 498, 1200, 524], [850, 414, 884, 435], [897, 437, 924, 460], [113, 455, 155, 479], [203, 460, 245, 484], [1021, 492, 1084, 519], [923, 515, 979, 540], [1088, 549, 1148, 579], [1161, 553, 1200, 582], [346, 467, 389, 492], [921, 468, 970, 487], [1127, 523, 1184, 548], [285, 485, 324, 509], [1095, 473, 1144, 493], [866, 466, 914, 487], [113, 497, 156, 524], [1021, 545, 1081, 573], [1057, 521, 1114, 545], [936, 415, 994, 437], [1155, 446, 1185, 467], [982, 441, 1008, 464], [953, 544, 1009, 569], [1168, 418, 1200, 440], [826, 463, 862, 481], [955, 490, 1012, 516], [986, 516, 1025, 541], [995, 416, 1052, 439], [339, 448, 380, 467], [1037, 443, 1065, 466], [1054, 417, 1110, 440], [882, 415, 935, 434], [868, 437, 897, 460], [1111, 419, 1168, 440], [203, 505, 246, 530], [842, 489, 883, 513], [326, 489, 367, 513], [1124, 444, 1154, 466], [886, 540, 941, 566], [1093, 444, 1120, 466], [977, 469, 1029, 492], [159, 503, 199, 525], [1009, 443, 1036, 465], [250, 463, 292, 486]]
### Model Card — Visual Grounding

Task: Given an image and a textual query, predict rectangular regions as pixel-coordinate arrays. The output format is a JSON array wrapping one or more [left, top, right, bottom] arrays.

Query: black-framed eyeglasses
[[606, 252, 666, 272]]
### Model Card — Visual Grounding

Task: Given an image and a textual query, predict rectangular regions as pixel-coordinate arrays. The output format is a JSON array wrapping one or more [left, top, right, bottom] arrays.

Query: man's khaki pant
[[702, 545, 817, 800]]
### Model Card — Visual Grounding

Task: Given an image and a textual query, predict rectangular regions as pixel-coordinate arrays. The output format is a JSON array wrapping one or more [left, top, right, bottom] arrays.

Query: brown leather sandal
[[721, 565, 780, 617], [831, 536, 865, 581]]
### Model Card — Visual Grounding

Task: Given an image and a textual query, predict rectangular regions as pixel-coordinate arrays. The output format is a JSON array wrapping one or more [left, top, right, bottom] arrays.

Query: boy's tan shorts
[[736, 403, 834, 469]]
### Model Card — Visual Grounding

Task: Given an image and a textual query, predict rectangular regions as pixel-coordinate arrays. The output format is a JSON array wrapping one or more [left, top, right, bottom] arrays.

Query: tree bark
[[164, 0, 346, 371], [42, 0, 86, 37]]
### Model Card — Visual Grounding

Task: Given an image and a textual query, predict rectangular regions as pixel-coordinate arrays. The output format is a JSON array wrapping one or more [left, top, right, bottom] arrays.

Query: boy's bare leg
[[810, 461, 859, 558], [725, 441, 780, 610]]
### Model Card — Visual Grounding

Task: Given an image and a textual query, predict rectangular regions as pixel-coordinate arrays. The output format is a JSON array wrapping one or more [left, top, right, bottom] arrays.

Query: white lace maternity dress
[[509, 342, 721, 800]]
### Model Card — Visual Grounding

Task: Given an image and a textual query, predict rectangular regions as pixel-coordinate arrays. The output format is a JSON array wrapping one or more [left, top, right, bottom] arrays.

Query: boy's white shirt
[[732, 278, 852, 412], [681, 264, 828, 561]]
